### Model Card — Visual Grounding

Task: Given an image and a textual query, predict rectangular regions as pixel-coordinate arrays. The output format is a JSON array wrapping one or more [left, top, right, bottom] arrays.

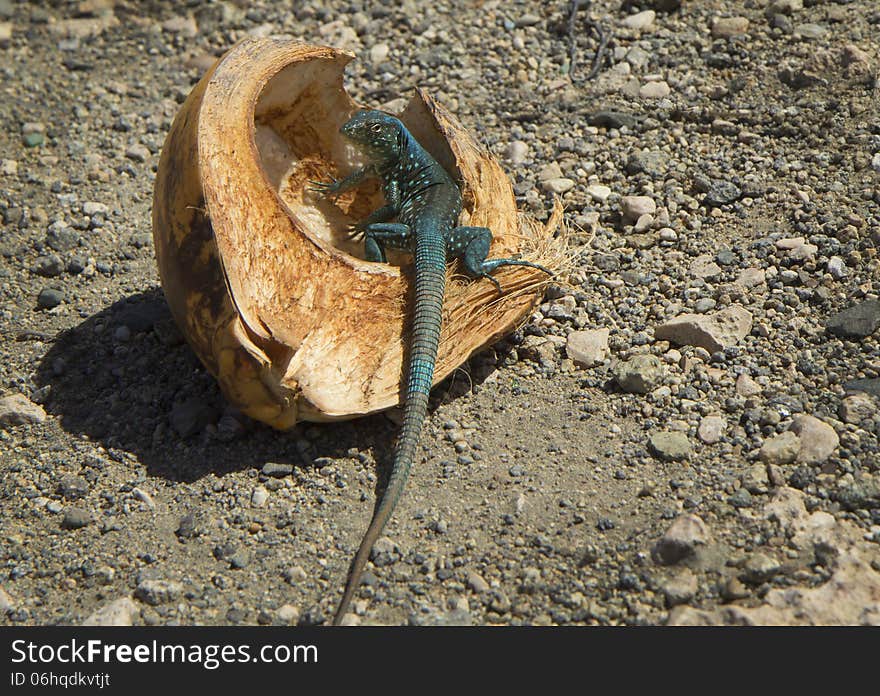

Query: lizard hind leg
[[448, 226, 552, 293], [363, 222, 412, 263]]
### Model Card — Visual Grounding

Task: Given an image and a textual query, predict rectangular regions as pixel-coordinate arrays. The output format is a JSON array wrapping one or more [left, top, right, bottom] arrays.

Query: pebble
[[586, 184, 611, 202], [825, 299, 880, 339], [767, 0, 803, 14], [648, 431, 691, 461], [58, 474, 89, 499], [566, 329, 609, 368], [654, 306, 753, 353], [736, 267, 766, 288], [697, 178, 741, 207], [175, 514, 200, 540], [34, 254, 64, 277], [537, 162, 563, 181], [252, 486, 269, 507], [466, 571, 490, 593], [505, 141, 528, 164], [741, 553, 781, 584], [82, 201, 108, 216], [541, 177, 575, 194], [689, 255, 722, 280], [639, 80, 671, 100], [839, 394, 876, 424], [759, 431, 801, 465], [276, 604, 300, 625], [37, 287, 64, 309], [620, 195, 656, 224], [735, 374, 762, 397], [0, 393, 47, 426], [613, 354, 665, 394], [793, 23, 826, 40], [82, 598, 139, 626], [369, 43, 389, 65], [162, 15, 198, 37], [135, 579, 183, 606], [662, 569, 697, 607], [742, 464, 770, 495], [652, 514, 709, 565], [125, 144, 151, 162], [697, 415, 725, 444], [61, 507, 91, 529], [132, 487, 156, 510], [711, 16, 749, 38], [789, 415, 839, 464], [621, 10, 655, 31], [826, 256, 847, 279], [262, 462, 293, 477], [283, 566, 308, 585], [0, 586, 14, 614]]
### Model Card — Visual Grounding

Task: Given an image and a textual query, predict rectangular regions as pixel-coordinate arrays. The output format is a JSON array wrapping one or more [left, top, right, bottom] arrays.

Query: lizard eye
[[369, 123, 382, 133]]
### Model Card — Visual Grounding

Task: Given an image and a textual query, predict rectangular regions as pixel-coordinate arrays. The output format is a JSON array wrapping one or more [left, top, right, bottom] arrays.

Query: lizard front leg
[[307, 165, 374, 197], [353, 179, 401, 232]]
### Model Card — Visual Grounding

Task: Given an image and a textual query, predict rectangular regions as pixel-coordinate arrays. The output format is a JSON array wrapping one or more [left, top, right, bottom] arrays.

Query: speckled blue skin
[[310, 110, 550, 624]]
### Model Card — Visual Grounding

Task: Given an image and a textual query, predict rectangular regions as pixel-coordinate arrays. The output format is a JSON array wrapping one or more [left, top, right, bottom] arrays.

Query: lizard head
[[339, 109, 405, 164]]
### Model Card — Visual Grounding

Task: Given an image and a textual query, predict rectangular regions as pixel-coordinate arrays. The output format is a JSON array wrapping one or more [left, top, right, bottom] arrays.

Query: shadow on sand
[[34, 288, 380, 483]]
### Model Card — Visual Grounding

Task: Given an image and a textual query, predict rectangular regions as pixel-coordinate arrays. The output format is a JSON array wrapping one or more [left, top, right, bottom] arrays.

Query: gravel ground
[[1, 0, 879, 626]]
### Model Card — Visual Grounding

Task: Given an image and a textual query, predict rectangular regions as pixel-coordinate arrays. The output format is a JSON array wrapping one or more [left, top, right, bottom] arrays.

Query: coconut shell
[[152, 36, 559, 429]]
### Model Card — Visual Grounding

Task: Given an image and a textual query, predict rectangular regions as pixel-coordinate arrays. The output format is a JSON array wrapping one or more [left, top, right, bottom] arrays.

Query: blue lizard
[[310, 109, 551, 625]]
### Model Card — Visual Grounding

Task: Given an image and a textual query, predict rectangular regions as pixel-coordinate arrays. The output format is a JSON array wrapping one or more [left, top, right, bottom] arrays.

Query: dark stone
[[833, 475, 880, 511], [728, 488, 753, 508], [696, 178, 742, 206], [228, 551, 250, 569], [175, 513, 200, 540], [587, 110, 638, 130], [715, 249, 737, 266], [261, 462, 293, 477], [58, 474, 89, 500], [37, 287, 64, 309], [45, 226, 79, 251], [826, 300, 880, 339], [33, 254, 64, 276], [61, 507, 91, 529]]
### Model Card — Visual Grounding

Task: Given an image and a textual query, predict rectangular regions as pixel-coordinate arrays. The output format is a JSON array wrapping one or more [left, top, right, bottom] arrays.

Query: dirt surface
[[1, 0, 879, 626]]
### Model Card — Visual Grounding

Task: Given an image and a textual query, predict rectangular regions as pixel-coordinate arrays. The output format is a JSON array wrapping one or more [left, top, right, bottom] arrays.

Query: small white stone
[[586, 184, 612, 202], [277, 604, 300, 624], [698, 415, 726, 444], [566, 329, 610, 368], [827, 256, 847, 279], [620, 195, 656, 223], [541, 177, 576, 194], [369, 42, 389, 64], [506, 140, 529, 164], [537, 162, 563, 182], [82, 201, 109, 216], [639, 80, 671, 99], [252, 486, 269, 508], [621, 10, 655, 31], [132, 487, 156, 510]]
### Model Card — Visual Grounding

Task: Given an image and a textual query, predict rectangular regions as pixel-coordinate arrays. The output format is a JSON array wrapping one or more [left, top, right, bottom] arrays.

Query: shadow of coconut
[[34, 287, 381, 483]]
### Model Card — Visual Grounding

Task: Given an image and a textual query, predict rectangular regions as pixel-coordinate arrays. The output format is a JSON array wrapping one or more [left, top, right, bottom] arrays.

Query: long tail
[[333, 229, 447, 625]]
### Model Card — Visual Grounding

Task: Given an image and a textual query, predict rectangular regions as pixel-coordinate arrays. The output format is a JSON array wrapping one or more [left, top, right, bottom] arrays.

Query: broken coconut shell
[[152, 36, 561, 429]]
